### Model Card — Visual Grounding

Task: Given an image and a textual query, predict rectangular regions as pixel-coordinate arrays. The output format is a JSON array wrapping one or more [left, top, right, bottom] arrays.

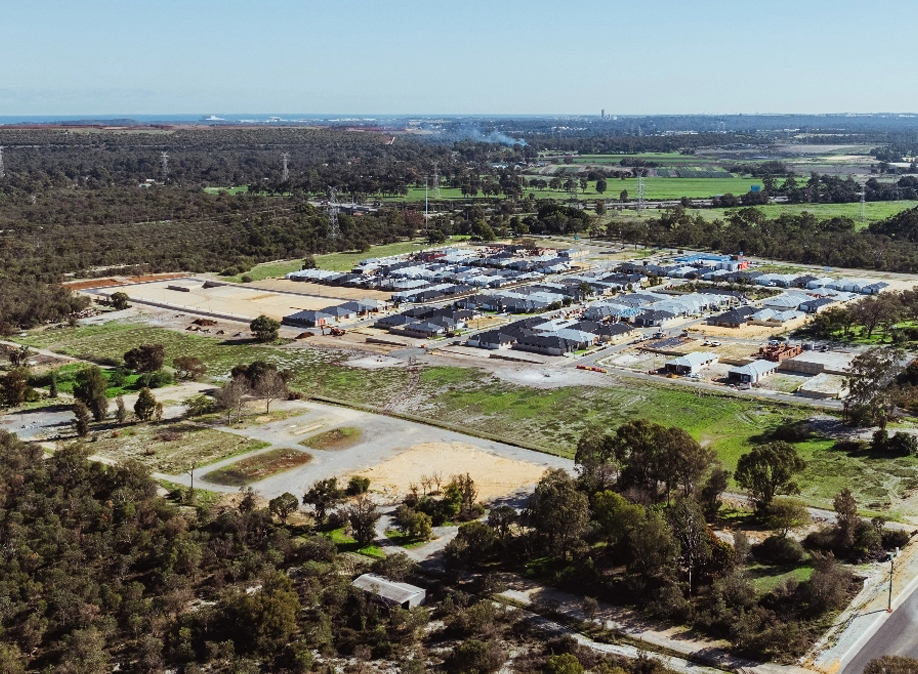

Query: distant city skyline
[[3, 0, 916, 116]]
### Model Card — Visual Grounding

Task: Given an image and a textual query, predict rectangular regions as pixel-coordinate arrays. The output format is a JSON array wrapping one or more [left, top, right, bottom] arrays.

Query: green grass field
[[203, 186, 250, 195], [27, 319, 903, 513], [792, 437, 918, 518], [680, 200, 918, 229], [46, 362, 174, 399], [747, 563, 814, 594], [313, 239, 427, 271], [221, 239, 428, 282], [325, 527, 385, 558], [385, 178, 764, 203]]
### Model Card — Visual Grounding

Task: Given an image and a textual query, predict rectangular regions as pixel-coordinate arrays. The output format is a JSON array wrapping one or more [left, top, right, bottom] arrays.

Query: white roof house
[[352, 574, 426, 609], [728, 359, 779, 383], [665, 351, 719, 374]]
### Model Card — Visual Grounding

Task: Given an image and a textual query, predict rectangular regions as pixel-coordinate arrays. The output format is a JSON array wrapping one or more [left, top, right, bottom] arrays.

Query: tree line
[[614, 205, 918, 274]]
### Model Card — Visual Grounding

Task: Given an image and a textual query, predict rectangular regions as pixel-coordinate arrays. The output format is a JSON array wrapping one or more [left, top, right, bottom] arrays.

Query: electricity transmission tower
[[282, 152, 289, 182], [860, 185, 866, 225], [327, 186, 340, 239], [431, 161, 440, 198], [638, 175, 646, 209], [0, 146, 5, 178], [160, 151, 169, 181]]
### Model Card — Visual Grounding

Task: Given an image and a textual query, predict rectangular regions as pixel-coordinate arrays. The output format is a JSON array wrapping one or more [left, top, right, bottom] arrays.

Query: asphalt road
[[842, 591, 918, 674]]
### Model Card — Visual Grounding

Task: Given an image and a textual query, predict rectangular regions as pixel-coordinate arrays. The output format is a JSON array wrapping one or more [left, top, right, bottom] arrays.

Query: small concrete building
[[352, 574, 426, 609], [665, 351, 719, 375], [796, 373, 850, 400], [728, 359, 780, 384], [780, 351, 856, 376], [282, 310, 334, 328]]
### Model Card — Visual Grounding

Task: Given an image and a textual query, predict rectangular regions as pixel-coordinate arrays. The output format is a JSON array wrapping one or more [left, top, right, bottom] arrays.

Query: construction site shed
[[352, 574, 426, 609]]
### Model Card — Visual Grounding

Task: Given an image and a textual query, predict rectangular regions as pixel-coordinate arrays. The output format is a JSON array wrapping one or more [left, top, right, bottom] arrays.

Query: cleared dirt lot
[[165, 399, 575, 500], [248, 278, 392, 301], [349, 441, 549, 502], [97, 278, 346, 321]]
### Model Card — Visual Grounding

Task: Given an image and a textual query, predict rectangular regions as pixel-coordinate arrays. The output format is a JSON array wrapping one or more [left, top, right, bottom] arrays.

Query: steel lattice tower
[[432, 162, 440, 198], [860, 186, 866, 225], [160, 151, 169, 181], [638, 176, 646, 209], [327, 186, 340, 239], [282, 153, 289, 182], [0, 146, 5, 178]]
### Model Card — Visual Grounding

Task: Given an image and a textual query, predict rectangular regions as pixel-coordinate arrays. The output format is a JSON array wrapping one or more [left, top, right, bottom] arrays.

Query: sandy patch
[[248, 278, 392, 301], [492, 366, 606, 389], [350, 441, 548, 502], [347, 355, 404, 369], [692, 317, 810, 339], [95, 279, 345, 321]]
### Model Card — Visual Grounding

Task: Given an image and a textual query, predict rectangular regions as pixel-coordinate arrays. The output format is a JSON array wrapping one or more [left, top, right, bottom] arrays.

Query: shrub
[[326, 509, 349, 530], [108, 367, 128, 388], [770, 421, 813, 443], [137, 370, 173, 388], [546, 653, 584, 674], [882, 528, 911, 550], [184, 394, 215, 417], [887, 432, 918, 456], [754, 535, 804, 565], [446, 639, 506, 674], [371, 552, 417, 582], [853, 520, 883, 559], [647, 582, 691, 621], [346, 475, 370, 496], [241, 275, 253, 283]]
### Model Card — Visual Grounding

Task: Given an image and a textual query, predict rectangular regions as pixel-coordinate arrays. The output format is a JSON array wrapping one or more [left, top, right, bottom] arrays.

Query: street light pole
[[888, 550, 897, 613]]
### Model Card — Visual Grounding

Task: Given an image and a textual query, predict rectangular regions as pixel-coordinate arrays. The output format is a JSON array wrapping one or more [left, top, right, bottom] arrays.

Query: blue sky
[[2, 0, 916, 115]]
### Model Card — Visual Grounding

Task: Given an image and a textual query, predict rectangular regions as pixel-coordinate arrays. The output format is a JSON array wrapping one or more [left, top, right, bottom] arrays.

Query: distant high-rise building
[[601, 109, 605, 119]]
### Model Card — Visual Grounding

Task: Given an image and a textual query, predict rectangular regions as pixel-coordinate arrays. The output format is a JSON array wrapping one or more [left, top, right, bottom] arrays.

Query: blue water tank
[[750, 185, 761, 193]]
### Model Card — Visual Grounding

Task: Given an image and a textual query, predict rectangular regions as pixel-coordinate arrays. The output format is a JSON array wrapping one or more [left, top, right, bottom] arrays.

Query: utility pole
[[888, 549, 899, 612], [187, 462, 196, 504], [282, 152, 289, 182]]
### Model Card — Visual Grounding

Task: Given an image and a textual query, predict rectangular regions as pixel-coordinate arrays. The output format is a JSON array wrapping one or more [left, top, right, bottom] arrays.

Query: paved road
[[842, 592, 918, 674]]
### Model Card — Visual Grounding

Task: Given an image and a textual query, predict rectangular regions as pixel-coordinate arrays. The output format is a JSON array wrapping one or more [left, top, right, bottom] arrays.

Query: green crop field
[[381, 178, 763, 203], [203, 186, 250, 195], [680, 200, 918, 229]]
